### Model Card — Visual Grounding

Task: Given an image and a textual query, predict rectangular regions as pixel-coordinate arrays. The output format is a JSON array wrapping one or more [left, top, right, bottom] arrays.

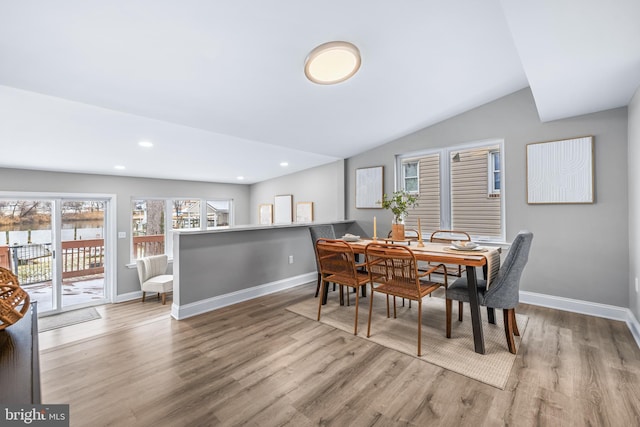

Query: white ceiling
[[0, 0, 638, 184]]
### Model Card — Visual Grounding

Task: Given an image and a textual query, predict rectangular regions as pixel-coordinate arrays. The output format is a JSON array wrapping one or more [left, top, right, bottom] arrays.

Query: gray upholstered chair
[[309, 225, 336, 302], [136, 254, 173, 305], [445, 231, 533, 353]]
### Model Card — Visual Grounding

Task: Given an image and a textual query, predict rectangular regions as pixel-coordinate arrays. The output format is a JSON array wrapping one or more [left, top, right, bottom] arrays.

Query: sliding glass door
[[60, 200, 107, 309], [0, 196, 111, 313]]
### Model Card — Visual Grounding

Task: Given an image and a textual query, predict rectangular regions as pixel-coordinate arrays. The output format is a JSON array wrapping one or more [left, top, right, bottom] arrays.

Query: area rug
[[38, 307, 101, 332], [286, 293, 527, 389]]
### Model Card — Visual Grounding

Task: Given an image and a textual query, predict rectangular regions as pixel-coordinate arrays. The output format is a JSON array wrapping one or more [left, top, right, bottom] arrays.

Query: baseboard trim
[[115, 290, 143, 303], [171, 272, 316, 320], [520, 290, 640, 349], [626, 309, 640, 349]]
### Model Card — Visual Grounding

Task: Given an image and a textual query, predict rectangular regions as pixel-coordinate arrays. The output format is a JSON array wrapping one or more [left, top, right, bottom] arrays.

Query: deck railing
[[132, 234, 165, 259], [0, 234, 165, 285]]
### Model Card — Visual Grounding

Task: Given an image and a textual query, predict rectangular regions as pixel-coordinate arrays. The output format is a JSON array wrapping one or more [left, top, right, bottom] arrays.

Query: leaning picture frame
[[355, 166, 383, 208], [258, 204, 273, 225], [274, 194, 293, 224], [526, 136, 594, 204], [295, 202, 313, 223]]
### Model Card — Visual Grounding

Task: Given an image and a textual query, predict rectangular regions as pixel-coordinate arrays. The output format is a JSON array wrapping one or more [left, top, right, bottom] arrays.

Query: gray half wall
[[0, 167, 251, 297]]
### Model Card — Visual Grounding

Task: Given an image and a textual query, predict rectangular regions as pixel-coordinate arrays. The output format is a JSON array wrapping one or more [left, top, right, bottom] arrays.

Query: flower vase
[[391, 223, 405, 241]]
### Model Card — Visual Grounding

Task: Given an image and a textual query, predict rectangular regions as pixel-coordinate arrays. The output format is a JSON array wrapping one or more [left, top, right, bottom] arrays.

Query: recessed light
[[138, 141, 153, 148], [305, 41, 361, 85], [280, 162, 289, 167], [114, 165, 126, 170], [237, 176, 245, 180]]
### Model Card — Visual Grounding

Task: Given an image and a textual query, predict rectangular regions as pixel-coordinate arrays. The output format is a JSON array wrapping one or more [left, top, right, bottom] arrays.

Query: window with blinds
[[398, 140, 504, 242]]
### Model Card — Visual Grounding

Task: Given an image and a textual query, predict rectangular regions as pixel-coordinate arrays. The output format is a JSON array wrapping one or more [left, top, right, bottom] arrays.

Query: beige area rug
[[38, 307, 101, 332], [287, 292, 527, 389]]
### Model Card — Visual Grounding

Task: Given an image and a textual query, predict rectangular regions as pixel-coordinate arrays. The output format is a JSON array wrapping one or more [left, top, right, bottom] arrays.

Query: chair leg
[[142, 291, 146, 302], [446, 298, 452, 338], [386, 294, 390, 318], [367, 288, 375, 338], [503, 308, 516, 354], [487, 307, 496, 324], [322, 280, 329, 305], [458, 301, 463, 321], [353, 287, 359, 335], [393, 296, 397, 318], [315, 273, 321, 297], [317, 281, 327, 321], [512, 309, 520, 336], [161, 293, 166, 305], [417, 300, 422, 357]]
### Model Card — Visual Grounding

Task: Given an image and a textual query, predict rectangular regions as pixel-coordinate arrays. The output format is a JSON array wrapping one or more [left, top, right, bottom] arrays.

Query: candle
[[373, 216, 377, 239], [417, 218, 424, 247]]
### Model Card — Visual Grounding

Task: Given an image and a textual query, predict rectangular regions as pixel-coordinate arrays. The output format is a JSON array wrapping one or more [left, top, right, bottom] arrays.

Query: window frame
[[401, 159, 420, 194], [488, 149, 501, 196], [130, 197, 233, 261], [396, 139, 505, 243]]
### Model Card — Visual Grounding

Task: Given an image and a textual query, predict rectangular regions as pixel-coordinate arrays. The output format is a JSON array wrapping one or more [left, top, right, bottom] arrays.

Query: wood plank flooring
[[38, 285, 640, 426]]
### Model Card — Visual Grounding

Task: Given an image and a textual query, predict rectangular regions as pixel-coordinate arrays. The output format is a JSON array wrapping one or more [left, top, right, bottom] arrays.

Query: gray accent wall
[[0, 167, 250, 297], [346, 88, 629, 307], [250, 160, 345, 224], [629, 86, 640, 320]]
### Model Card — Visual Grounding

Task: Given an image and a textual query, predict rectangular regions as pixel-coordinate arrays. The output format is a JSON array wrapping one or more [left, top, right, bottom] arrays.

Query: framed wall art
[[295, 202, 313, 223], [526, 136, 594, 204], [355, 166, 383, 208], [258, 204, 273, 225], [274, 194, 293, 223]]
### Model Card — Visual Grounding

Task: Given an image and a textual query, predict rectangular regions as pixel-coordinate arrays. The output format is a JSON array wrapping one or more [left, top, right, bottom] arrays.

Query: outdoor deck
[[24, 275, 105, 312]]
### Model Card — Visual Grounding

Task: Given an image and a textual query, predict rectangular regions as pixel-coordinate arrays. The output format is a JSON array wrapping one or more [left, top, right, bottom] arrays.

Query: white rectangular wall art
[[274, 194, 293, 223], [526, 136, 594, 204], [355, 166, 383, 208]]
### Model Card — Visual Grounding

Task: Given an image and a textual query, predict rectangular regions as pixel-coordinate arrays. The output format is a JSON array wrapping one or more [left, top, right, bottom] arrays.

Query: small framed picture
[[258, 204, 273, 225], [296, 202, 313, 223]]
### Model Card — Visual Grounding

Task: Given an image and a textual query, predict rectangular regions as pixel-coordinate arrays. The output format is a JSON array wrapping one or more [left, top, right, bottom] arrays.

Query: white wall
[[346, 88, 629, 307], [249, 160, 345, 224], [628, 86, 640, 319]]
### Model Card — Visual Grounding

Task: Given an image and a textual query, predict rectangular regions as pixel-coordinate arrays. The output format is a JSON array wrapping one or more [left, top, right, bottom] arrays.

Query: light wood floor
[[39, 284, 640, 426]]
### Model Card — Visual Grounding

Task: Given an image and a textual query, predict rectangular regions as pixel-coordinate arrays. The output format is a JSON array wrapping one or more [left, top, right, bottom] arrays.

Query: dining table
[[345, 238, 501, 355]]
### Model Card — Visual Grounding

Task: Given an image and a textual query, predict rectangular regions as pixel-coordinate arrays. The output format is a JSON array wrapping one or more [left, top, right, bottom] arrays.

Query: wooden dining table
[[346, 238, 500, 355]]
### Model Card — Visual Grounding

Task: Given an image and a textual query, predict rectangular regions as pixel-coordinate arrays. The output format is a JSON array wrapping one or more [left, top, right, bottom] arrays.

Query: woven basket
[[0, 267, 30, 330]]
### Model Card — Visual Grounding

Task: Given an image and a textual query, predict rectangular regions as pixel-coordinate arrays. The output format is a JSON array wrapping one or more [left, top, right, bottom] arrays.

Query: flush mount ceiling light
[[304, 41, 361, 85]]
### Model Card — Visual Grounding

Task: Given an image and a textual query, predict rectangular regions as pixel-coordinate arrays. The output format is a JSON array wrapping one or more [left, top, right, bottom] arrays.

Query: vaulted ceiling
[[1, 1, 638, 183]]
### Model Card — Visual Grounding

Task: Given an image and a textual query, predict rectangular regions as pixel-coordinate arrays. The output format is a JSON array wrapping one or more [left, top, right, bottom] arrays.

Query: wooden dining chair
[[429, 230, 472, 278], [445, 231, 533, 354], [315, 238, 370, 335], [364, 242, 448, 356]]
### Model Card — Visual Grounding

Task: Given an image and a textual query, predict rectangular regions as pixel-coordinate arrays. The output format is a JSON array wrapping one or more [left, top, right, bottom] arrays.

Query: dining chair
[[136, 254, 173, 305], [445, 231, 533, 353], [429, 229, 472, 278], [309, 225, 337, 303], [315, 238, 370, 335], [364, 242, 448, 356]]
